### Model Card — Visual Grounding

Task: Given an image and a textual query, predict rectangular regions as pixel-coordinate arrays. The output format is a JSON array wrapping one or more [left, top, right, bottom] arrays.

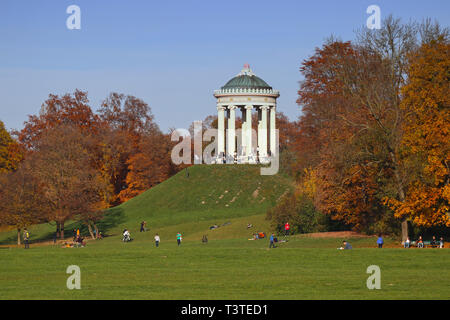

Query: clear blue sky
[[1, 0, 449, 132]]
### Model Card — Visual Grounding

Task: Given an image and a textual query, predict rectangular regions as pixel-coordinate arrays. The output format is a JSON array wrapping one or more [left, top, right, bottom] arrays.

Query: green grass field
[[1, 233, 449, 300], [1, 165, 449, 300]]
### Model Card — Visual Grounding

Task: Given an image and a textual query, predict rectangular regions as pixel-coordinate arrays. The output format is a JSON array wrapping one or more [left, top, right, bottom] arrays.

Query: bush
[[267, 192, 324, 234]]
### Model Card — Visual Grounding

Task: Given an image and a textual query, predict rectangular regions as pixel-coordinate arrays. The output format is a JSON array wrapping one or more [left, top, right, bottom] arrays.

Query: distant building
[[213, 64, 279, 164]]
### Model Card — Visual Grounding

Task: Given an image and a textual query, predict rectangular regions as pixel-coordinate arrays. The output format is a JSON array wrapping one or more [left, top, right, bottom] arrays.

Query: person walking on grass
[[23, 229, 30, 249], [377, 234, 384, 248], [177, 232, 182, 246], [269, 233, 276, 248], [155, 234, 160, 247]]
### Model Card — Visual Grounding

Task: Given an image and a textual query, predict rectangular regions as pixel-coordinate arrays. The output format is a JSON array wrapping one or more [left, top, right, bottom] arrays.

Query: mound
[[99, 164, 293, 234]]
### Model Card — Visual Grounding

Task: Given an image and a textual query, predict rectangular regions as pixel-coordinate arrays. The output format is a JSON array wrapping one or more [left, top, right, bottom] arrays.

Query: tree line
[[268, 17, 449, 241], [0, 16, 448, 243], [0, 91, 182, 243]]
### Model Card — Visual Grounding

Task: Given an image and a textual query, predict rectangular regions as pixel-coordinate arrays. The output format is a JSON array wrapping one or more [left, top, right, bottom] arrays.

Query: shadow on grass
[[0, 233, 19, 245], [0, 208, 127, 245], [96, 207, 127, 237]]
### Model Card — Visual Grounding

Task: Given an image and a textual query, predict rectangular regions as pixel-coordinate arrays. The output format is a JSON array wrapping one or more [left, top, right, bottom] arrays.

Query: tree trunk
[[93, 223, 99, 239], [56, 222, 60, 239], [389, 151, 408, 243], [17, 228, 21, 246], [401, 219, 408, 243], [60, 221, 65, 239], [87, 223, 95, 240]]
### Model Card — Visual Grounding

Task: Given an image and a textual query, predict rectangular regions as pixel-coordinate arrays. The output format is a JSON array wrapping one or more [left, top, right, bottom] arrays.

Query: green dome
[[221, 64, 272, 90]]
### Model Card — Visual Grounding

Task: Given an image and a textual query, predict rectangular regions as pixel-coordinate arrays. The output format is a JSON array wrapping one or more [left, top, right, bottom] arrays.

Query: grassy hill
[[0, 164, 294, 244]]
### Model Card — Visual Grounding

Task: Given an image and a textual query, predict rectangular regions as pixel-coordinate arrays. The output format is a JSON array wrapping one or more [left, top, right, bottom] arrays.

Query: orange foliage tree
[[386, 39, 450, 227], [296, 37, 409, 235], [0, 120, 23, 172]]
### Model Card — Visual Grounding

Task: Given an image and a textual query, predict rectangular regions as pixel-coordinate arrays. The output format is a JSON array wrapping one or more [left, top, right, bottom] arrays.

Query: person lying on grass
[[338, 240, 352, 250]]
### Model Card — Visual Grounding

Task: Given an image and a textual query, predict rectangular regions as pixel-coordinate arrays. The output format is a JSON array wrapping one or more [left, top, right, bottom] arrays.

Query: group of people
[[404, 235, 445, 248], [375, 234, 445, 249], [121, 227, 180, 247], [20, 218, 446, 251]]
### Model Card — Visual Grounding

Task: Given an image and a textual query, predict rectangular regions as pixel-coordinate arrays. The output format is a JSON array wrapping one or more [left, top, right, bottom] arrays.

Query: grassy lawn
[[1, 234, 448, 300], [1, 165, 448, 300]]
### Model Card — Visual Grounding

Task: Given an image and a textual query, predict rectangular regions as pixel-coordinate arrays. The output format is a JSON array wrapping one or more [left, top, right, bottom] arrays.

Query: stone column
[[217, 105, 226, 159], [227, 105, 236, 161], [258, 105, 269, 161], [245, 105, 253, 158], [269, 105, 276, 156], [241, 106, 247, 156]]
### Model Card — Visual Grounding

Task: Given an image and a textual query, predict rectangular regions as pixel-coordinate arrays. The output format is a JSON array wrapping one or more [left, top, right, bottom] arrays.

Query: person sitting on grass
[[123, 229, 131, 242], [75, 235, 85, 247]]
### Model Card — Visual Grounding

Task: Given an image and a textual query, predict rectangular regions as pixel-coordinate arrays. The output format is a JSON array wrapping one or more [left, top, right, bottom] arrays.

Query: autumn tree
[[32, 125, 109, 239], [296, 23, 413, 236], [17, 89, 101, 150], [294, 17, 448, 239], [0, 120, 23, 173], [97, 92, 163, 204], [387, 38, 450, 227], [0, 159, 48, 245], [119, 130, 177, 201]]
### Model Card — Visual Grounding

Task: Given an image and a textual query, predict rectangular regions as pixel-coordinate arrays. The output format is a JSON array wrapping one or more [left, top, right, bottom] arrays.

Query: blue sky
[[1, 0, 449, 132]]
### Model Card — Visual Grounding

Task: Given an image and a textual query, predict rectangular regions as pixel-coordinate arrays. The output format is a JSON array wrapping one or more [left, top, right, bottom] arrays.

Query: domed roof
[[221, 64, 272, 90]]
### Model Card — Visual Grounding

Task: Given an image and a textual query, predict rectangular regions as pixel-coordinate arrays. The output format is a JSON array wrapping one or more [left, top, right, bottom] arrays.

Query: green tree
[[267, 192, 322, 234]]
